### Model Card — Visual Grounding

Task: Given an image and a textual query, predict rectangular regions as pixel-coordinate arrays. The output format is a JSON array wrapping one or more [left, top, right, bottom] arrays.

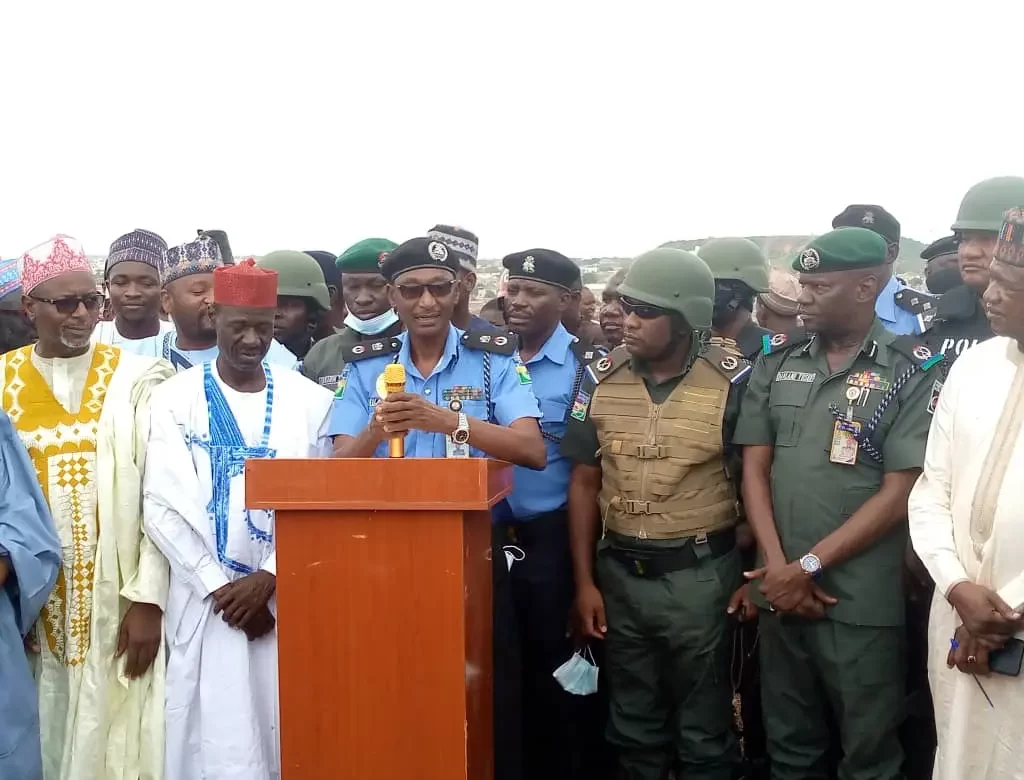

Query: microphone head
[[383, 363, 406, 387]]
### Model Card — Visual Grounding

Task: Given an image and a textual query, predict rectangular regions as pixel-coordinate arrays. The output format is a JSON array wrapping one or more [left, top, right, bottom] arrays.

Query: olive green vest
[[590, 356, 737, 539]]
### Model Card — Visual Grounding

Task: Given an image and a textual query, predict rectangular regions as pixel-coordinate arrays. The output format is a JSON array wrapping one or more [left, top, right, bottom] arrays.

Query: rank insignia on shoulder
[[702, 343, 752, 384], [890, 336, 944, 371], [344, 337, 401, 362], [894, 289, 939, 316], [927, 379, 943, 415], [761, 330, 808, 355], [462, 330, 516, 355], [570, 338, 603, 365], [586, 345, 629, 385]]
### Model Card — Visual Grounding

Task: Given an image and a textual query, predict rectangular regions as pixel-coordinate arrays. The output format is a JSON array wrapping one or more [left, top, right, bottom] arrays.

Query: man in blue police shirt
[[832, 204, 922, 335], [498, 249, 609, 780], [328, 236, 545, 780]]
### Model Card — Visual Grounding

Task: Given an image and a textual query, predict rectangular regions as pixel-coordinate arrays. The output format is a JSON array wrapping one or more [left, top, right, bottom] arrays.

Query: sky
[[2, 0, 1021, 260]]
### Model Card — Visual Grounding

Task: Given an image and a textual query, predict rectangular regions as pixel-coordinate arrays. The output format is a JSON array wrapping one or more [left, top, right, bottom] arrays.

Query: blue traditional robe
[[0, 410, 60, 780]]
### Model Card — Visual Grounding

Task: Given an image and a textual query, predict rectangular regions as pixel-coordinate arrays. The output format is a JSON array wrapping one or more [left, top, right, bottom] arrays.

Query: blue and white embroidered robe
[[142, 361, 332, 780]]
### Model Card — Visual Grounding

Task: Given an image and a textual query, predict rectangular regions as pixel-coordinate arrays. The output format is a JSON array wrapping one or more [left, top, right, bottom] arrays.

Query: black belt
[[602, 528, 735, 578], [495, 508, 568, 547]]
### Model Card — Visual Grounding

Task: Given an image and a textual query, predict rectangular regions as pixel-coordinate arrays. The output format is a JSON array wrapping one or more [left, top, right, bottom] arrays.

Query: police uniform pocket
[[769, 380, 813, 447]]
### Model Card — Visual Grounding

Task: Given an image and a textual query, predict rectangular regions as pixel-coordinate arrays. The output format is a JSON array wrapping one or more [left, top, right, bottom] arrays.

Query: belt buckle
[[623, 499, 651, 515]]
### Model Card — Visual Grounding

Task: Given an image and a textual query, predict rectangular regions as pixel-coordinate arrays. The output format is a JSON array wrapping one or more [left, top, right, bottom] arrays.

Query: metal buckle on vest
[[622, 500, 651, 515], [635, 444, 663, 459], [694, 532, 709, 545]]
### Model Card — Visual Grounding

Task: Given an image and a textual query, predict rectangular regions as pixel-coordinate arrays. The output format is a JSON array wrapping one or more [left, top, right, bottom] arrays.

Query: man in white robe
[[909, 208, 1024, 779], [2, 235, 173, 780], [144, 258, 333, 780]]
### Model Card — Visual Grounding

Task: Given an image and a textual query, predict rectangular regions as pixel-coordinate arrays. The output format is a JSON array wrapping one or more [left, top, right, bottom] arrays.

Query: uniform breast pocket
[[540, 399, 569, 429], [769, 381, 814, 447], [459, 398, 490, 422]]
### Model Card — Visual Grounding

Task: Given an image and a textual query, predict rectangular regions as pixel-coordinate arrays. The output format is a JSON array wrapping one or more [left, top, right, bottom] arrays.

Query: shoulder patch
[[461, 329, 516, 355], [342, 337, 401, 363], [888, 335, 944, 371], [586, 344, 630, 385], [761, 329, 810, 356], [894, 289, 939, 316], [570, 337, 605, 366], [701, 343, 753, 384]]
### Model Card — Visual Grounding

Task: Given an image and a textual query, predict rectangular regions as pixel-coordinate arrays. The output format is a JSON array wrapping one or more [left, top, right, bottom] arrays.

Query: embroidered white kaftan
[[143, 361, 332, 780], [909, 336, 1024, 780], [0, 343, 174, 780]]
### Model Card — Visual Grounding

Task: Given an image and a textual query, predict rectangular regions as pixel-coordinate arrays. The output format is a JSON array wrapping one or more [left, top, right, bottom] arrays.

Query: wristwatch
[[799, 553, 823, 580], [452, 412, 470, 445]]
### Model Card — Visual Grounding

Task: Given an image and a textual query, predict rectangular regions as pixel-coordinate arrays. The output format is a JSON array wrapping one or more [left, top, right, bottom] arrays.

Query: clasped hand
[[213, 571, 277, 642], [746, 561, 838, 619], [373, 392, 457, 437]]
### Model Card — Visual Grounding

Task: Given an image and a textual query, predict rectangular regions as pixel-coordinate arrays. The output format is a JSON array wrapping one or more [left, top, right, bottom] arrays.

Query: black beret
[[832, 204, 901, 245], [304, 250, 340, 287], [920, 235, 958, 263], [379, 237, 461, 282], [502, 249, 580, 291]]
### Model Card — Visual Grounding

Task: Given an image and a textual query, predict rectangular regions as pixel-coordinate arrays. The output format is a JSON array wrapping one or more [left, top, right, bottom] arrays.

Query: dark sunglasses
[[619, 296, 670, 320], [30, 292, 106, 316], [394, 280, 457, 301]]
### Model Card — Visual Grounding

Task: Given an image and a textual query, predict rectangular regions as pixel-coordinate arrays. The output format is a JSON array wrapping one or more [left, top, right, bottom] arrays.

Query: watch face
[[801, 555, 820, 574], [453, 430, 470, 445]]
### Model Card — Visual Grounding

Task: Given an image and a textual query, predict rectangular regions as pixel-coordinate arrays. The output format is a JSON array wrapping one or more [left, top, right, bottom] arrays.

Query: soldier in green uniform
[[698, 237, 772, 359], [734, 227, 941, 780], [563, 248, 752, 780], [301, 238, 402, 391], [255, 250, 332, 361]]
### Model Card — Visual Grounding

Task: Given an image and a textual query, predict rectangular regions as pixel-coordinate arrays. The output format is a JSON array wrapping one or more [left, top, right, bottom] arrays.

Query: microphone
[[383, 363, 407, 458]]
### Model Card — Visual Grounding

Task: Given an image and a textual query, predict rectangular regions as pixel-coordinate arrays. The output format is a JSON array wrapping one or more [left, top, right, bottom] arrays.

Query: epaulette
[[585, 344, 630, 385], [461, 329, 516, 355], [343, 336, 402, 363], [761, 329, 810, 356], [888, 336, 944, 371], [570, 337, 604, 366], [700, 342, 753, 385], [895, 288, 940, 331]]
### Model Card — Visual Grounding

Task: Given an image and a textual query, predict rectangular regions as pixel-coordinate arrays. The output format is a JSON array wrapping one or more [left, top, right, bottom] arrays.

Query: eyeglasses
[[29, 292, 106, 316], [393, 280, 457, 301], [620, 296, 670, 320]]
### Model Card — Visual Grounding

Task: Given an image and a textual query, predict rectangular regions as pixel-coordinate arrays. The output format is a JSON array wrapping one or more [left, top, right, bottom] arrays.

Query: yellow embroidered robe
[[1, 343, 174, 780]]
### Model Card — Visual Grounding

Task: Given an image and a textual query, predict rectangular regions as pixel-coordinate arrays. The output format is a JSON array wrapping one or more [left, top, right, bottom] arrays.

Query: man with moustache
[[598, 268, 627, 348], [255, 250, 332, 362], [735, 228, 940, 780], [144, 259, 334, 780], [2, 235, 175, 780], [93, 229, 175, 356], [909, 207, 1024, 780], [497, 249, 606, 780], [564, 248, 753, 780], [301, 238, 403, 393], [159, 235, 297, 372], [921, 177, 1024, 374]]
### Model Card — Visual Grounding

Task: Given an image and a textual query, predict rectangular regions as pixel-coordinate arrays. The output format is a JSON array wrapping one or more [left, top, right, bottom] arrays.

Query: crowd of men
[[0, 175, 1022, 780]]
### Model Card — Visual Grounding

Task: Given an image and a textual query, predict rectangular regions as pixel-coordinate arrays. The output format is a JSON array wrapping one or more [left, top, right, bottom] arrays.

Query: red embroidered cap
[[213, 257, 278, 308]]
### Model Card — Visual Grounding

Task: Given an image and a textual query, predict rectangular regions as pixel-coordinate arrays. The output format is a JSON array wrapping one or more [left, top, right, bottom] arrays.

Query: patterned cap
[[758, 267, 802, 316], [426, 224, 479, 271], [160, 235, 224, 287], [995, 208, 1024, 268], [105, 228, 167, 277], [0, 257, 21, 309], [213, 257, 278, 308], [18, 235, 93, 294]]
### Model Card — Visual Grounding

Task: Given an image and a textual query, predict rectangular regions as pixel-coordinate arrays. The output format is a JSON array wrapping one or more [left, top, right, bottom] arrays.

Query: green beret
[[793, 228, 888, 274], [336, 238, 398, 274]]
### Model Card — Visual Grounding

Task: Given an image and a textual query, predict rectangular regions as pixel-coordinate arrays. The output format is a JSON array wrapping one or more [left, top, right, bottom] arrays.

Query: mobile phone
[[989, 637, 1024, 677]]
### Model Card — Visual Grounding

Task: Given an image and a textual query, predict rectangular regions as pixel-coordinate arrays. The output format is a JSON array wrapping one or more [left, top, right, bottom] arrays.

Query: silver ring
[[968, 655, 977, 664]]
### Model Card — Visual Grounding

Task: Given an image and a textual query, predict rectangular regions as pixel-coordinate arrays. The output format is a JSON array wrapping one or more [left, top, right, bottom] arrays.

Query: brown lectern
[[245, 457, 512, 780]]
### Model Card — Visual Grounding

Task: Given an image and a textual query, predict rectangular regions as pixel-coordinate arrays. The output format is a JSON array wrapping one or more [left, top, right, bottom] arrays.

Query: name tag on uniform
[[775, 371, 816, 383], [446, 435, 470, 459], [829, 419, 861, 466]]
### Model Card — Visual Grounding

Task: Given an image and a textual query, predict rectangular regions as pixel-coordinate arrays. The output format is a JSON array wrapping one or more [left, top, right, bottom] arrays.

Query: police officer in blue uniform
[[328, 236, 545, 780], [497, 249, 609, 780]]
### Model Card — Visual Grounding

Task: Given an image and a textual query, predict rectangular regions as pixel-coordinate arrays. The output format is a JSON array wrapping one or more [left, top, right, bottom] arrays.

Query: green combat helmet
[[952, 176, 1024, 233], [697, 237, 770, 293], [616, 248, 715, 329], [256, 250, 331, 310]]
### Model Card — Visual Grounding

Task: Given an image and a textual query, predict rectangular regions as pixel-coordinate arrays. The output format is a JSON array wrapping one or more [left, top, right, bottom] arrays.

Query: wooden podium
[[246, 457, 512, 780]]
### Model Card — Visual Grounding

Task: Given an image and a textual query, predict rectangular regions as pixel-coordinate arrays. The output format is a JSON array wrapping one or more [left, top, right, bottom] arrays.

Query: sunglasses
[[619, 296, 670, 320], [30, 292, 106, 316], [394, 280, 457, 301]]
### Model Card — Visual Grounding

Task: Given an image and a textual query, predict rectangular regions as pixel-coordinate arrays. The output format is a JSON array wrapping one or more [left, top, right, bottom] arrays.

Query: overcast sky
[[2, 0, 1020, 260]]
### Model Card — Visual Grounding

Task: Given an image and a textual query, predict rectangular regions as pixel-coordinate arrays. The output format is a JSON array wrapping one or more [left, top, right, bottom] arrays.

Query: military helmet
[[256, 250, 331, 310], [616, 248, 715, 329], [951, 177, 1024, 233], [697, 237, 770, 293]]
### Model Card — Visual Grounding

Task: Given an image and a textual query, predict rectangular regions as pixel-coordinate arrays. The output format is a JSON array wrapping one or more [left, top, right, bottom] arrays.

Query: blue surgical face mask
[[552, 648, 599, 696], [344, 308, 400, 336]]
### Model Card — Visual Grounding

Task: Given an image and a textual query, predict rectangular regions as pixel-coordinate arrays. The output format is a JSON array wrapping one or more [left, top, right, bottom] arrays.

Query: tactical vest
[[589, 354, 738, 539]]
